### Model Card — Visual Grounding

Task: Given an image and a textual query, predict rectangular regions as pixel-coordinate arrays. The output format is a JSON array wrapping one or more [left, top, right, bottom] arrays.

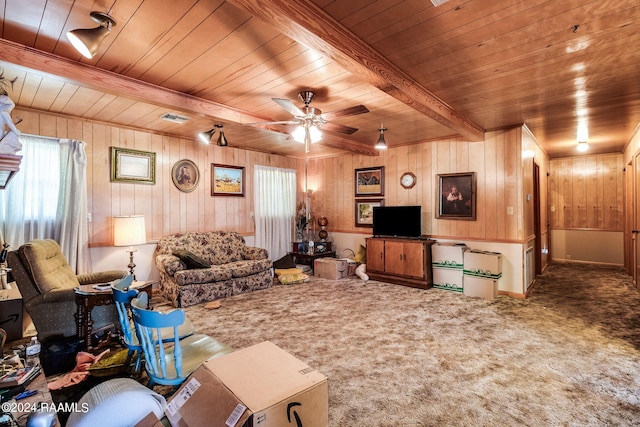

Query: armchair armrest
[[77, 270, 127, 285], [243, 246, 268, 260], [40, 287, 77, 303], [156, 254, 186, 276]]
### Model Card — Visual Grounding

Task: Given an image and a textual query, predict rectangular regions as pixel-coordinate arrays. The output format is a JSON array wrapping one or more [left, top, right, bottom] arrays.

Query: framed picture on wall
[[171, 159, 199, 193], [211, 163, 245, 196], [436, 172, 476, 220], [355, 166, 384, 197], [110, 147, 156, 184], [355, 198, 384, 227]]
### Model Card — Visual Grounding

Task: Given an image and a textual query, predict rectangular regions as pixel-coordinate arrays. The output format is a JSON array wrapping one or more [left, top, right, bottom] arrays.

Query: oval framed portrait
[[171, 159, 199, 193]]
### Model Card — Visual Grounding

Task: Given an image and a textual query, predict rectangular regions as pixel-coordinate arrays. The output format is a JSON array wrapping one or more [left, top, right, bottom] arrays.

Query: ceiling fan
[[255, 90, 369, 153]]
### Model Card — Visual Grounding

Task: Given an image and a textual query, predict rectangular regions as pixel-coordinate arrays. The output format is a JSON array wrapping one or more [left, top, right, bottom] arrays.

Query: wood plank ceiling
[[0, 0, 638, 159]]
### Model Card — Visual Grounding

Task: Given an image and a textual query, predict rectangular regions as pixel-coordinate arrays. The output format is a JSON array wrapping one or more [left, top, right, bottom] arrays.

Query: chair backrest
[[130, 292, 187, 384], [15, 239, 80, 294], [110, 275, 136, 348]]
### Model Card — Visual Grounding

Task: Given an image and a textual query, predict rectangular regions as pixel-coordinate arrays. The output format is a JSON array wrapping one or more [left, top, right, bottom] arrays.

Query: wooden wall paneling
[[606, 154, 622, 230], [95, 124, 114, 244], [585, 155, 599, 229], [484, 135, 498, 239], [434, 139, 451, 237], [494, 131, 507, 240], [561, 158, 572, 229], [572, 156, 587, 228], [148, 134, 164, 241], [387, 144, 400, 207], [503, 130, 518, 240], [456, 140, 471, 238], [617, 154, 625, 230], [420, 141, 433, 235], [469, 140, 486, 239]]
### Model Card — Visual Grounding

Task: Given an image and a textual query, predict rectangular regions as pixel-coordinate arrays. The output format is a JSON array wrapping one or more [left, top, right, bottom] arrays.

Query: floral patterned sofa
[[154, 231, 273, 307]]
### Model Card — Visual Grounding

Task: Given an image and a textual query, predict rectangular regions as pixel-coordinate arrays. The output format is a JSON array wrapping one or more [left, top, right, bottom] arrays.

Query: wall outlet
[[507, 206, 514, 215], [87, 213, 92, 222]]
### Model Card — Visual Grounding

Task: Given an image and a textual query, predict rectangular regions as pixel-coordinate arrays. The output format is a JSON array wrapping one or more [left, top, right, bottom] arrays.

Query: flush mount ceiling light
[[577, 140, 589, 152], [66, 12, 116, 59], [375, 124, 388, 150]]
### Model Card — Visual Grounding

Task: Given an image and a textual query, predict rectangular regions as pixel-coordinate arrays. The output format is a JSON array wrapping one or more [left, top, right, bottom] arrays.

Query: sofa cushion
[[19, 239, 80, 294], [156, 231, 246, 266], [228, 259, 273, 278], [175, 265, 233, 286], [173, 249, 211, 269]]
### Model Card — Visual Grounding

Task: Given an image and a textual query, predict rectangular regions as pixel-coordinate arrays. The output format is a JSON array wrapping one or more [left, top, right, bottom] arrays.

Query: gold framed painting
[[171, 159, 199, 193], [110, 147, 156, 184], [355, 198, 384, 227], [211, 163, 245, 196], [436, 172, 476, 220]]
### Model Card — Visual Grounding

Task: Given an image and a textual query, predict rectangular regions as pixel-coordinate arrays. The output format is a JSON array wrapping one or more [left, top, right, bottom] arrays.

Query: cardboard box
[[463, 275, 498, 300], [463, 250, 503, 278], [166, 341, 328, 427], [432, 267, 463, 292], [0, 287, 23, 341], [431, 243, 467, 269], [314, 258, 348, 280]]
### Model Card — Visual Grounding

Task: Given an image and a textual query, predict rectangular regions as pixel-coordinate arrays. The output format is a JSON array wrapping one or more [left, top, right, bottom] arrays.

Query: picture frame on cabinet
[[171, 159, 199, 193], [355, 166, 384, 197], [110, 147, 156, 184], [436, 172, 476, 220], [211, 163, 245, 196], [355, 198, 384, 227]]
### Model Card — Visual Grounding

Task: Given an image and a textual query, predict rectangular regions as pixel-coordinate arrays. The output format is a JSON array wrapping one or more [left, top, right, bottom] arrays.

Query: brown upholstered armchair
[[7, 239, 126, 342]]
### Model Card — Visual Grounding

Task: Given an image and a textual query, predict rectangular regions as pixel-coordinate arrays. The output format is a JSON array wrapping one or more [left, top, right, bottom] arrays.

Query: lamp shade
[[67, 26, 111, 59], [198, 129, 215, 144], [114, 215, 146, 247]]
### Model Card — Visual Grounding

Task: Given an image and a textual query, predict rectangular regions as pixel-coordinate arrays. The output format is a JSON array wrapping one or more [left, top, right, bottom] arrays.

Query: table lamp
[[114, 215, 146, 280]]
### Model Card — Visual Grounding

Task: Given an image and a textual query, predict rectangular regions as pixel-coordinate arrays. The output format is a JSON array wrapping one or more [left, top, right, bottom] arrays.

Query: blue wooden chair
[[111, 276, 195, 375], [130, 292, 233, 387]]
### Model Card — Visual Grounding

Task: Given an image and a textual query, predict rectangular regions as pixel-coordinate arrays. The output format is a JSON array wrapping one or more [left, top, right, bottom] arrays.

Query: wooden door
[[384, 240, 405, 275], [402, 241, 424, 279], [634, 153, 640, 286], [366, 238, 385, 273]]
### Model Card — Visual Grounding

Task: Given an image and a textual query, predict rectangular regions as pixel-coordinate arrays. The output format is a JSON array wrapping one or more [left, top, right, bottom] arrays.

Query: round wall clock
[[400, 172, 416, 189]]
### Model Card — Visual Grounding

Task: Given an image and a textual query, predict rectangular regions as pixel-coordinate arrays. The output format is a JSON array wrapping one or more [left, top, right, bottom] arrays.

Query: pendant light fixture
[[375, 124, 388, 150], [198, 124, 228, 146], [66, 12, 117, 59], [198, 128, 216, 144], [215, 124, 228, 146]]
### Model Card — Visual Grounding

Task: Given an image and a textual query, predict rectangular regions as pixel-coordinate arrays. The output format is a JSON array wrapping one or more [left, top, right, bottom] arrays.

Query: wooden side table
[[74, 281, 154, 352], [289, 251, 336, 274]]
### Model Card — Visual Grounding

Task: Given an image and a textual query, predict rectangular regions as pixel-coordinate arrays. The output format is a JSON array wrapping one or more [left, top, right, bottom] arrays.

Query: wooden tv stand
[[366, 237, 435, 289]]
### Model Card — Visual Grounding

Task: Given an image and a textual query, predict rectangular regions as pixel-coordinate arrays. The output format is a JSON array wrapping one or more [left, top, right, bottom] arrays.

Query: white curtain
[[0, 136, 89, 273], [253, 166, 296, 261], [55, 139, 89, 273]]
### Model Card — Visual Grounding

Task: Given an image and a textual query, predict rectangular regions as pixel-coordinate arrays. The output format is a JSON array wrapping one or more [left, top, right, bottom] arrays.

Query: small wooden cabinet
[[366, 237, 435, 289]]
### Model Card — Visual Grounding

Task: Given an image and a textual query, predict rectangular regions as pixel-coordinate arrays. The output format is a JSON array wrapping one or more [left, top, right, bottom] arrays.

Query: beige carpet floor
[[175, 262, 640, 426]]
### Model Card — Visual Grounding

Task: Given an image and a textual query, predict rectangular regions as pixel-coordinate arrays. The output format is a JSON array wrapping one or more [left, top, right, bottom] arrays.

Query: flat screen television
[[372, 205, 422, 238]]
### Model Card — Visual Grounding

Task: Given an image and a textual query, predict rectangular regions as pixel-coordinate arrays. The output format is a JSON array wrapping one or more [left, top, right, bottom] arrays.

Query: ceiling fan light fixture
[[375, 124, 388, 150], [215, 124, 228, 146], [292, 125, 322, 144], [198, 128, 215, 144], [66, 12, 116, 59]]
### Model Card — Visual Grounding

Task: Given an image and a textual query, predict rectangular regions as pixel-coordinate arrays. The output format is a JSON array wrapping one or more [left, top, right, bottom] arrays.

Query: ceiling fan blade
[[322, 122, 359, 135], [272, 98, 305, 116], [321, 105, 369, 121], [248, 120, 298, 126]]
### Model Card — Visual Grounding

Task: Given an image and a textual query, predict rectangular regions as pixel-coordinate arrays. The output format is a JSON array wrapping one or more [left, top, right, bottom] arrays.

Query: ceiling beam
[[229, 0, 485, 142], [0, 38, 379, 156]]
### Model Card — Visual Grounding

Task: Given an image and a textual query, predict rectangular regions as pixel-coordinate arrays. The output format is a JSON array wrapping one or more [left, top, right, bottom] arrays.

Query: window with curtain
[[0, 135, 89, 272], [253, 165, 297, 261]]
